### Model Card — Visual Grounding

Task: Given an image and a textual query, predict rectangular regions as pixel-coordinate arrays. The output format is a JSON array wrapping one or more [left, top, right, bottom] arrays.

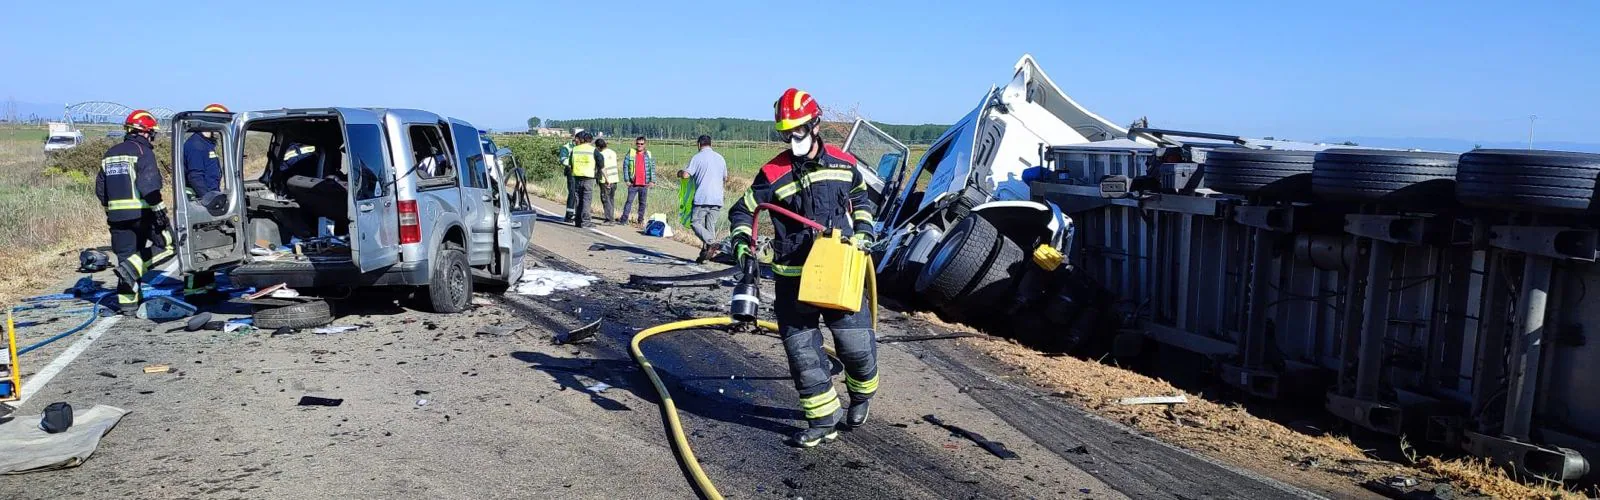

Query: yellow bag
[[799, 229, 868, 312]]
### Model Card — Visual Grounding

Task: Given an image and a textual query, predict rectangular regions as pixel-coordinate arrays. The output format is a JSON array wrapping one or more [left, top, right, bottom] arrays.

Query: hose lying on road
[[629, 258, 877, 500], [16, 295, 110, 356]]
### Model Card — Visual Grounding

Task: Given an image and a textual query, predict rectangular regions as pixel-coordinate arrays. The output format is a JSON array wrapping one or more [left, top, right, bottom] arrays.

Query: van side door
[[170, 111, 245, 273], [495, 148, 536, 279], [337, 108, 401, 272], [447, 119, 495, 267]]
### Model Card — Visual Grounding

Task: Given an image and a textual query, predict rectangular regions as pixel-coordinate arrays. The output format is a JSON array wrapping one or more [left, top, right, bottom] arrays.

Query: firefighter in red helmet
[[727, 88, 880, 448], [95, 109, 174, 314]]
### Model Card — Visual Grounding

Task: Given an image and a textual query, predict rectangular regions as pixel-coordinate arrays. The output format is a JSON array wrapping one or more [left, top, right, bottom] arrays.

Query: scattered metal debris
[[922, 414, 1019, 460], [555, 319, 601, 345], [142, 364, 172, 374], [586, 382, 612, 394], [1118, 395, 1188, 406], [311, 325, 359, 335], [296, 396, 343, 407]]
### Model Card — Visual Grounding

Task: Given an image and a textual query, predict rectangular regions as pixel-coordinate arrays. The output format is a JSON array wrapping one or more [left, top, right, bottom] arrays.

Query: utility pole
[[1528, 115, 1537, 150]]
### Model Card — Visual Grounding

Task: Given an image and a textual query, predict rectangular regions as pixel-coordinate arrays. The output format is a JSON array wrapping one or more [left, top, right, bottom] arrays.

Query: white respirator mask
[[787, 127, 815, 157]]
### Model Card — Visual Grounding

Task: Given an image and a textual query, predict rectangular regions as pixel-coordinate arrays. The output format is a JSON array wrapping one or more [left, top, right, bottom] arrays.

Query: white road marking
[[17, 263, 179, 407], [532, 204, 708, 272]]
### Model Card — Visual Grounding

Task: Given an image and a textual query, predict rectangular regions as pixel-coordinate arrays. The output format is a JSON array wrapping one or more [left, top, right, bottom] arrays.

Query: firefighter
[[95, 110, 174, 315], [727, 88, 879, 448], [182, 103, 228, 199]]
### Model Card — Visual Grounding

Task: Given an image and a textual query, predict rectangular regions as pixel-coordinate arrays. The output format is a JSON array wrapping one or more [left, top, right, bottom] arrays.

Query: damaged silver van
[[170, 108, 536, 313]]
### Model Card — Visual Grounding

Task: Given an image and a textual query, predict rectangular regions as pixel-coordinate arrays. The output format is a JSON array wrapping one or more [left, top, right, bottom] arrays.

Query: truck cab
[[169, 108, 535, 313]]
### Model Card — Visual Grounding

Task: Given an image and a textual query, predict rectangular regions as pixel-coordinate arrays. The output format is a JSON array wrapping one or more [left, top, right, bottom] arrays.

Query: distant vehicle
[[169, 108, 538, 313], [43, 122, 84, 153], [105, 130, 124, 140]]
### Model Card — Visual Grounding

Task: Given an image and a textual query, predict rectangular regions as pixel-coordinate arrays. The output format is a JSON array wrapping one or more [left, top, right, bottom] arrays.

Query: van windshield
[[47, 136, 77, 144]]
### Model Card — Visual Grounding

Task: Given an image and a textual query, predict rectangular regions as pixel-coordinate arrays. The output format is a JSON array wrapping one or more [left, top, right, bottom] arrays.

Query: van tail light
[[398, 200, 421, 245]]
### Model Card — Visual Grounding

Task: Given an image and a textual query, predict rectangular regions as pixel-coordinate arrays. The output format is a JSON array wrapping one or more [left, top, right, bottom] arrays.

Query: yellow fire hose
[[629, 258, 877, 500]]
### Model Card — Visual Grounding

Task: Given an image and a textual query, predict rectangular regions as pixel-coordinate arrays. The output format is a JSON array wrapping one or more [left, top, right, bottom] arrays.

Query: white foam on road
[[18, 263, 179, 407], [514, 269, 599, 296]]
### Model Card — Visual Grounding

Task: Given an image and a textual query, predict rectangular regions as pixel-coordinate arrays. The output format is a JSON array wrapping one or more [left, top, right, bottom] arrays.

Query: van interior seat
[[285, 175, 350, 235]]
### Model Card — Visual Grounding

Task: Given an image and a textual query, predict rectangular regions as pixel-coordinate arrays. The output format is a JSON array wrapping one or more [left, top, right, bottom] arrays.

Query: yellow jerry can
[[798, 229, 868, 312]]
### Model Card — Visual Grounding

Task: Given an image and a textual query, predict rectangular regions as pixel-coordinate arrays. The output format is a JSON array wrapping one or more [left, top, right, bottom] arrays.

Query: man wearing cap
[[679, 134, 727, 262]]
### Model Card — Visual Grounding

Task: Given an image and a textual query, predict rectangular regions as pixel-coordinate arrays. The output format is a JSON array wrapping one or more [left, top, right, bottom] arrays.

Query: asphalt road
[[0, 196, 1327, 499]]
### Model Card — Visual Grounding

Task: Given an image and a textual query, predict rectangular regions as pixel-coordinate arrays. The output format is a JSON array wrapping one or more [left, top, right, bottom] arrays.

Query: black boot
[[788, 423, 840, 448], [845, 396, 872, 428], [788, 409, 841, 448]]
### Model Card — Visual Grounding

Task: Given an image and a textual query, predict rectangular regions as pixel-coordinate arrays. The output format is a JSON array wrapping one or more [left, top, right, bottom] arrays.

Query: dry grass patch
[[957, 335, 1600, 499], [0, 139, 104, 305]]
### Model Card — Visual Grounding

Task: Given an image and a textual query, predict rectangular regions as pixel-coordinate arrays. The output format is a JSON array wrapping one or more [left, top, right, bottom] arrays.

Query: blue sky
[[2, 1, 1596, 147]]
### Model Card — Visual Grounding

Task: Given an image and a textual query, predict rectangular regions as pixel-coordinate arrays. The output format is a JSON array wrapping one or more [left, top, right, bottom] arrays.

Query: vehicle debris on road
[[1117, 395, 1188, 406], [922, 414, 1020, 460], [296, 396, 343, 407], [555, 319, 601, 345]]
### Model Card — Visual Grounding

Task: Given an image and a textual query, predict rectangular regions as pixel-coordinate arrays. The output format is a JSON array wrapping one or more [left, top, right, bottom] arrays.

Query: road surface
[[0, 196, 1332, 499]]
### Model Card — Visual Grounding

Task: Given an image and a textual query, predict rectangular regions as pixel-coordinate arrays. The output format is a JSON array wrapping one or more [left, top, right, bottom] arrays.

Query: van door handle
[[481, 194, 493, 202], [357, 202, 375, 213], [512, 221, 523, 229]]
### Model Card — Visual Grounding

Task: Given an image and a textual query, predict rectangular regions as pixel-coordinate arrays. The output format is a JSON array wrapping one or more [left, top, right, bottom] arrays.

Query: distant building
[[534, 127, 567, 137]]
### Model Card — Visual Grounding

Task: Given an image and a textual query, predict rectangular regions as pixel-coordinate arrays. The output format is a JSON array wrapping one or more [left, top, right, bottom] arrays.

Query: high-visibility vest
[[570, 143, 597, 178], [599, 149, 620, 184]]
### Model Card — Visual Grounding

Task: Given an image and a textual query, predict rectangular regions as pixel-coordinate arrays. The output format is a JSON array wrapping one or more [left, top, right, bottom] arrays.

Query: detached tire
[[1457, 149, 1600, 215], [253, 299, 333, 329], [1202, 149, 1315, 198], [914, 216, 1025, 323], [1313, 150, 1459, 208], [425, 247, 473, 313]]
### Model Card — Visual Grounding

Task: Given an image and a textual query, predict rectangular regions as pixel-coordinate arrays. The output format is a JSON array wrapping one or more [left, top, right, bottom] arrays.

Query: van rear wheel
[[425, 247, 473, 313]]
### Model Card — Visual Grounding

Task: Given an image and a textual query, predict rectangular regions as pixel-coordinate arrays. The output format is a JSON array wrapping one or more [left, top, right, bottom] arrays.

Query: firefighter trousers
[[108, 212, 174, 309], [773, 275, 878, 427]]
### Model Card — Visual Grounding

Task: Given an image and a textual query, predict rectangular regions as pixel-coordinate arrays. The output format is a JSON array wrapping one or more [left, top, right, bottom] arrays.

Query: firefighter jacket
[[182, 132, 221, 194], [95, 134, 165, 223], [728, 144, 874, 277]]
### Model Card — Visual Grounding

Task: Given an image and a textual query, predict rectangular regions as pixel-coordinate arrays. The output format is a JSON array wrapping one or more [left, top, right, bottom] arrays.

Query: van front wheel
[[425, 247, 473, 313]]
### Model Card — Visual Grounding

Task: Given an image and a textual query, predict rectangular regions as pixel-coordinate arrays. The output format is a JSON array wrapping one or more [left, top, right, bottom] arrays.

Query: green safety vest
[[571, 143, 597, 178], [599, 149, 620, 184]]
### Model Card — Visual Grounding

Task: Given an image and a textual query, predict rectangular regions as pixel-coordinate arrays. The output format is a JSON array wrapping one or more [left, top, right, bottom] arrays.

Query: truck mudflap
[[228, 259, 430, 289]]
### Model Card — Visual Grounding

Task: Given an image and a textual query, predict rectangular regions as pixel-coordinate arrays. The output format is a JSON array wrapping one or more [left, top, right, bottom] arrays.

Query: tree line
[[541, 117, 949, 144]]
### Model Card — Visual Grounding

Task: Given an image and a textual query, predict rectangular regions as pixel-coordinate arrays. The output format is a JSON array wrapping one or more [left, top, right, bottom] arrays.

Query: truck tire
[[1202, 149, 1315, 198], [1312, 150, 1459, 208], [425, 247, 473, 313], [1457, 149, 1600, 215], [252, 299, 333, 329], [914, 216, 1024, 322]]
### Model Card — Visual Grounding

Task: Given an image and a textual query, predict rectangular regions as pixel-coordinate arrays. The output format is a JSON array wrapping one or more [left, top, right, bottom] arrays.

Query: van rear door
[[337, 108, 401, 272], [170, 111, 244, 273]]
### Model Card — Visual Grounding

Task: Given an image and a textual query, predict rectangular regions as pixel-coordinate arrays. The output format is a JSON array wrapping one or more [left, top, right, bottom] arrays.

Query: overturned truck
[[854, 54, 1600, 483]]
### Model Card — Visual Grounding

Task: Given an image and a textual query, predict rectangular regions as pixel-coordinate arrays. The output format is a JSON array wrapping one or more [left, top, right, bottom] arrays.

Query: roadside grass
[[0, 133, 105, 305]]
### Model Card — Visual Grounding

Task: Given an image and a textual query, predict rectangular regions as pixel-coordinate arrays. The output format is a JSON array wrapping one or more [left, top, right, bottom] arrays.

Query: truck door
[[170, 111, 244, 273], [841, 118, 910, 219], [495, 149, 536, 281], [447, 119, 495, 267], [337, 108, 401, 272]]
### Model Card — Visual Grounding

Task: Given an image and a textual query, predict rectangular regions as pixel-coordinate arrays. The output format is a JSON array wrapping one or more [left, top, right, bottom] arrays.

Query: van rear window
[[347, 124, 389, 200]]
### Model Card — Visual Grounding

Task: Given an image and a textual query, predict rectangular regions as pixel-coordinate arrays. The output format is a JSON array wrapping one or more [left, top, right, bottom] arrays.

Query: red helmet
[[202, 103, 229, 113], [774, 88, 820, 131], [124, 109, 158, 133]]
